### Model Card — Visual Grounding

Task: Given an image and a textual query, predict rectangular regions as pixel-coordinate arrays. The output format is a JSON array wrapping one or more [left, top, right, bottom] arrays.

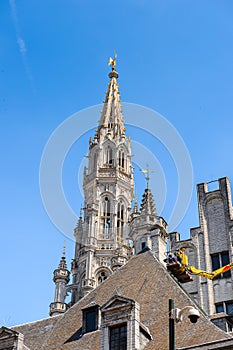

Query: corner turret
[[49, 246, 70, 317]]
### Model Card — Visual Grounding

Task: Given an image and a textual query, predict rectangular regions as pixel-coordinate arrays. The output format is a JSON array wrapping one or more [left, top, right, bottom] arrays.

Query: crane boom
[[186, 263, 233, 280], [166, 248, 233, 282]]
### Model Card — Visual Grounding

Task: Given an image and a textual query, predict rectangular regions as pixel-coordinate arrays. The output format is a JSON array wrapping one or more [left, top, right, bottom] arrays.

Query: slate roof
[[13, 251, 233, 350], [12, 315, 61, 350]]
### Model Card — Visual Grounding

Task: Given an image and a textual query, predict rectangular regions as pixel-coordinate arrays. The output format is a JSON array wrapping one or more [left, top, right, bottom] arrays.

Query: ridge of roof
[[11, 313, 61, 329]]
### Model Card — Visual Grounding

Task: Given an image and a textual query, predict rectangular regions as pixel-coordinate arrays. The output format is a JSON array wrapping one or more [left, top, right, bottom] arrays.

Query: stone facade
[[169, 177, 233, 332]]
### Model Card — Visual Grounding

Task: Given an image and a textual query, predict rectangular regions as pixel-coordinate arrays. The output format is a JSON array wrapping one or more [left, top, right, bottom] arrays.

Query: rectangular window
[[141, 242, 146, 250], [110, 324, 127, 350], [215, 301, 233, 315], [212, 254, 220, 270], [226, 302, 233, 315], [216, 303, 224, 313], [85, 309, 97, 332], [211, 251, 231, 279], [221, 252, 231, 278], [82, 305, 99, 333]]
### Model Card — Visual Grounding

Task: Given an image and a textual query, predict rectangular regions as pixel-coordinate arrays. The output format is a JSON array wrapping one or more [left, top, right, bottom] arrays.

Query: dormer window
[[110, 323, 127, 350], [82, 303, 100, 334], [101, 295, 152, 350]]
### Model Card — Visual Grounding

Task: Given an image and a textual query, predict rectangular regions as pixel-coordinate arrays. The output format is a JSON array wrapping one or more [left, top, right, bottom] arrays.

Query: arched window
[[97, 271, 108, 285], [117, 201, 124, 242], [106, 146, 113, 167], [102, 197, 111, 238], [118, 150, 125, 169]]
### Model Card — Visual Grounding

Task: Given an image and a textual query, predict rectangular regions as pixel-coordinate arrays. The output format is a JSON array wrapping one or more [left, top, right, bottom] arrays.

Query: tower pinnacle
[[94, 54, 125, 143]]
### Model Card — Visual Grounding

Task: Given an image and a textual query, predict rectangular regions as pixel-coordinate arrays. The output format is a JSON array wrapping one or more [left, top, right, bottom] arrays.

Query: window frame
[[101, 197, 111, 238], [211, 251, 231, 279], [82, 304, 99, 334], [215, 301, 233, 315], [109, 323, 127, 350]]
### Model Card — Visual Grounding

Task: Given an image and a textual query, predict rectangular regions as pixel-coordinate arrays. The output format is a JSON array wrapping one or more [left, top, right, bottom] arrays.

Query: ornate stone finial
[[108, 53, 119, 79], [57, 241, 67, 269]]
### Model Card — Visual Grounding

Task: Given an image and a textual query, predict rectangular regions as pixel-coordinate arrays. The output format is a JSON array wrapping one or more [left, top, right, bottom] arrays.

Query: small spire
[[58, 241, 67, 269], [140, 164, 154, 189], [62, 240, 66, 257], [79, 206, 83, 219], [140, 188, 156, 216]]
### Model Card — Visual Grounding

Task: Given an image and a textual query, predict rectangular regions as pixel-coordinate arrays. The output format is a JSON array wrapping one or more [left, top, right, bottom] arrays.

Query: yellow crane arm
[[187, 263, 233, 280], [176, 249, 233, 280]]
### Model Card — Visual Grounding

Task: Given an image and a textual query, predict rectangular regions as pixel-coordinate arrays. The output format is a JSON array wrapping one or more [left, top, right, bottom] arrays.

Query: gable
[[101, 295, 134, 311], [0, 327, 19, 350], [0, 327, 18, 339]]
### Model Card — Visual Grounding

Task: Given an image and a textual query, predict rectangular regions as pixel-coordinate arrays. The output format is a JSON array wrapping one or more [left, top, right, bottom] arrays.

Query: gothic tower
[[70, 56, 134, 303], [50, 57, 168, 313]]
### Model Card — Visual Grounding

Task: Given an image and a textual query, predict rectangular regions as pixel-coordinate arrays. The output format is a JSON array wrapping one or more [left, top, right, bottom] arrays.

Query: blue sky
[[1, 0, 233, 326]]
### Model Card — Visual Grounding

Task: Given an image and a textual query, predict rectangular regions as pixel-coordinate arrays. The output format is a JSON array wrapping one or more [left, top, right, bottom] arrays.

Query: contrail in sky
[[9, 0, 35, 88]]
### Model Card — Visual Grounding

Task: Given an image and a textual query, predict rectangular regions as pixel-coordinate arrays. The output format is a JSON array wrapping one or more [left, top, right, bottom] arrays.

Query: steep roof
[[13, 251, 232, 350]]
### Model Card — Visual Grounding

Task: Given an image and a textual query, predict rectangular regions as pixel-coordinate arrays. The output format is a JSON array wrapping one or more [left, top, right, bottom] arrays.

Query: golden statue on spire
[[108, 52, 117, 71]]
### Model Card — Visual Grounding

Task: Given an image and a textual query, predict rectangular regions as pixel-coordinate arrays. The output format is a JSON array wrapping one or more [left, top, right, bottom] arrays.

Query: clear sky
[[1, 0, 233, 326]]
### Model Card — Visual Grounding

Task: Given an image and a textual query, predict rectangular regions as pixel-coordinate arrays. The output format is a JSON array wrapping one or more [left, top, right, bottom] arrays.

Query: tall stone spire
[[70, 56, 134, 304], [93, 54, 126, 144]]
